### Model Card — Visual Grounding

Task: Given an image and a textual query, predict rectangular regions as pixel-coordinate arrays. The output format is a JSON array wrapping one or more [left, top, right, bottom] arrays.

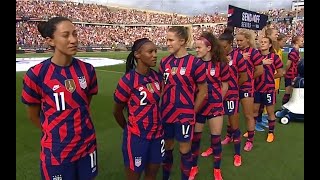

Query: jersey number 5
[[53, 92, 66, 111]]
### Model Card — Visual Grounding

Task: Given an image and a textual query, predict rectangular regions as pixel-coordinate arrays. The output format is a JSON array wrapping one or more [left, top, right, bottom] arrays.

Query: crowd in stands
[[16, 0, 304, 49]]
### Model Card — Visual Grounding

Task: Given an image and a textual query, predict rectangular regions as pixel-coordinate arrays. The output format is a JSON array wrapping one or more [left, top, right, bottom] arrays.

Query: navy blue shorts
[[163, 122, 194, 142], [254, 91, 276, 106], [239, 90, 253, 99], [223, 100, 240, 116], [122, 130, 164, 173], [285, 78, 293, 87], [40, 150, 98, 180], [195, 113, 223, 124]]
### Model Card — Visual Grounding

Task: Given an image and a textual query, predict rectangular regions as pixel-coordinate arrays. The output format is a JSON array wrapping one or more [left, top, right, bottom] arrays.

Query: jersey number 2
[[53, 92, 65, 111], [140, 91, 147, 105]]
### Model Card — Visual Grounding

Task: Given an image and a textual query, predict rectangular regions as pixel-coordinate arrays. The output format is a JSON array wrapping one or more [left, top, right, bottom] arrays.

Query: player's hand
[[242, 52, 250, 60], [226, 55, 231, 63], [262, 58, 273, 65]]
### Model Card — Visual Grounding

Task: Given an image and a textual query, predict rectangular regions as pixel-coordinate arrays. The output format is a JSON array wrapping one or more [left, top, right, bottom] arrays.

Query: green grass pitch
[[16, 51, 304, 180]]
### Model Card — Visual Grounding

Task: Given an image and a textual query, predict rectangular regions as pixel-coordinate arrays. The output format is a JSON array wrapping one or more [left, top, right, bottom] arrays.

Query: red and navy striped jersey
[[237, 47, 263, 92], [198, 61, 230, 116], [21, 58, 98, 165], [224, 49, 247, 101], [285, 48, 300, 79], [254, 52, 283, 93], [114, 69, 163, 139], [159, 54, 206, 124]]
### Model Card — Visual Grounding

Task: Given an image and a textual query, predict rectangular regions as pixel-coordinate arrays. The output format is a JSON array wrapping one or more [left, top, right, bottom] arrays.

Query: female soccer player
[[236, 29, 264, 151], [282, 35, 304, 104], [254, 37, 284, 142], [113, 38, 163, 180], [159, 26, 207, 180], [256, 27, 281, 131], [21, 17, 99, 180], [201, 28, 248, 167], [189, 31, 229, 180]]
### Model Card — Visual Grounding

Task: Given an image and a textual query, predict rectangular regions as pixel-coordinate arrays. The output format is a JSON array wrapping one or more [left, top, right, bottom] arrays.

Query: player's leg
[[265, 92, 277, 143], [221, 100, 237, 145], [189, 115, 206, 179], [253, 92, 265, 132], [77, 148, 99, 180], [162, 123, 175, 180], [228, 100, 242, 167], [144, 138, 164, 180], [122, 130, 147, 180], [207, 115, 224, 180], [240, 91, 255, 152], [145, 164, 161, 180], [282, 78, 293, 104], [40, 160, 76, 180], [175, 121, 194, 180]]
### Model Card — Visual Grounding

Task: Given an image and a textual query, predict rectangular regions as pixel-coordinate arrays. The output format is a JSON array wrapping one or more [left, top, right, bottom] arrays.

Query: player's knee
[[144, 166, 159, 180], [244, 113, 253, 121], [179, 142, 191, 153], [164, 139, 174, 150]]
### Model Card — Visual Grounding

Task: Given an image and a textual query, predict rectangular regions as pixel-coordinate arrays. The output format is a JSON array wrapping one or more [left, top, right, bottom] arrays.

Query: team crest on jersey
[[52, 175, 62, 180], [154, 82, 160, 90], [180, 67, 186, 75], [78, 76, 87, 89], [146, 83, 154, 93], [171, 67, 178, 75], [65, 79, 76, 93], [135, 157, 142, 167], [210, 68, 215, 76]]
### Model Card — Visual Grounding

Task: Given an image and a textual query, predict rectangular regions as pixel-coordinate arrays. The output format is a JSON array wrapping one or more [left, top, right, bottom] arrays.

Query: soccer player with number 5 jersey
[[254, 37, 284, 143]]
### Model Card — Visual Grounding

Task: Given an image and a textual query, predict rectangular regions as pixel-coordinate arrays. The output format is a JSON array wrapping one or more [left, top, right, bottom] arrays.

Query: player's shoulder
[[289, 47, 298, 53], [150, 68, 162, 81], [251, 47, 260, 53], [120, 69, 135, 83], [161, 54, 174, 63], [272, 52, 280, 59], [231, 49, 243, 58], [187, 53, 198, 61], [25, 58, 51, 76]]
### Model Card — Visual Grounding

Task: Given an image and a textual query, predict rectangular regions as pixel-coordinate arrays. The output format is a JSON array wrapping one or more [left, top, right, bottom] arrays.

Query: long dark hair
[[219, 27, 234, 45], [199, 31, 227, 64], [125, 38, 152, 73]]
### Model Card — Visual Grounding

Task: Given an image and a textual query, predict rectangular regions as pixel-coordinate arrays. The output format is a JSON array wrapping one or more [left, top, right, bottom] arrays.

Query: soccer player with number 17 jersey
[[159, 26, 207, 180]]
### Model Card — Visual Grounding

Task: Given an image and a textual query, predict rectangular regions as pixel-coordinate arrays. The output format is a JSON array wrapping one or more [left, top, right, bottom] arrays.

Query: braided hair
[[125, 38, 152, 73]]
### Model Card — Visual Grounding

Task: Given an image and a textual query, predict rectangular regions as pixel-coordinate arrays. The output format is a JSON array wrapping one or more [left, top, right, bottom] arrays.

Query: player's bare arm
[[253, 64, 263, 78], [238, 72, 248, 86], [221, 81, 229, 99], [274, 68, 284, 79], [26, 104, 41, 129], [285, 60, 292, 74], [194, 82, 208, 113], [113, 103, 127, 129]]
